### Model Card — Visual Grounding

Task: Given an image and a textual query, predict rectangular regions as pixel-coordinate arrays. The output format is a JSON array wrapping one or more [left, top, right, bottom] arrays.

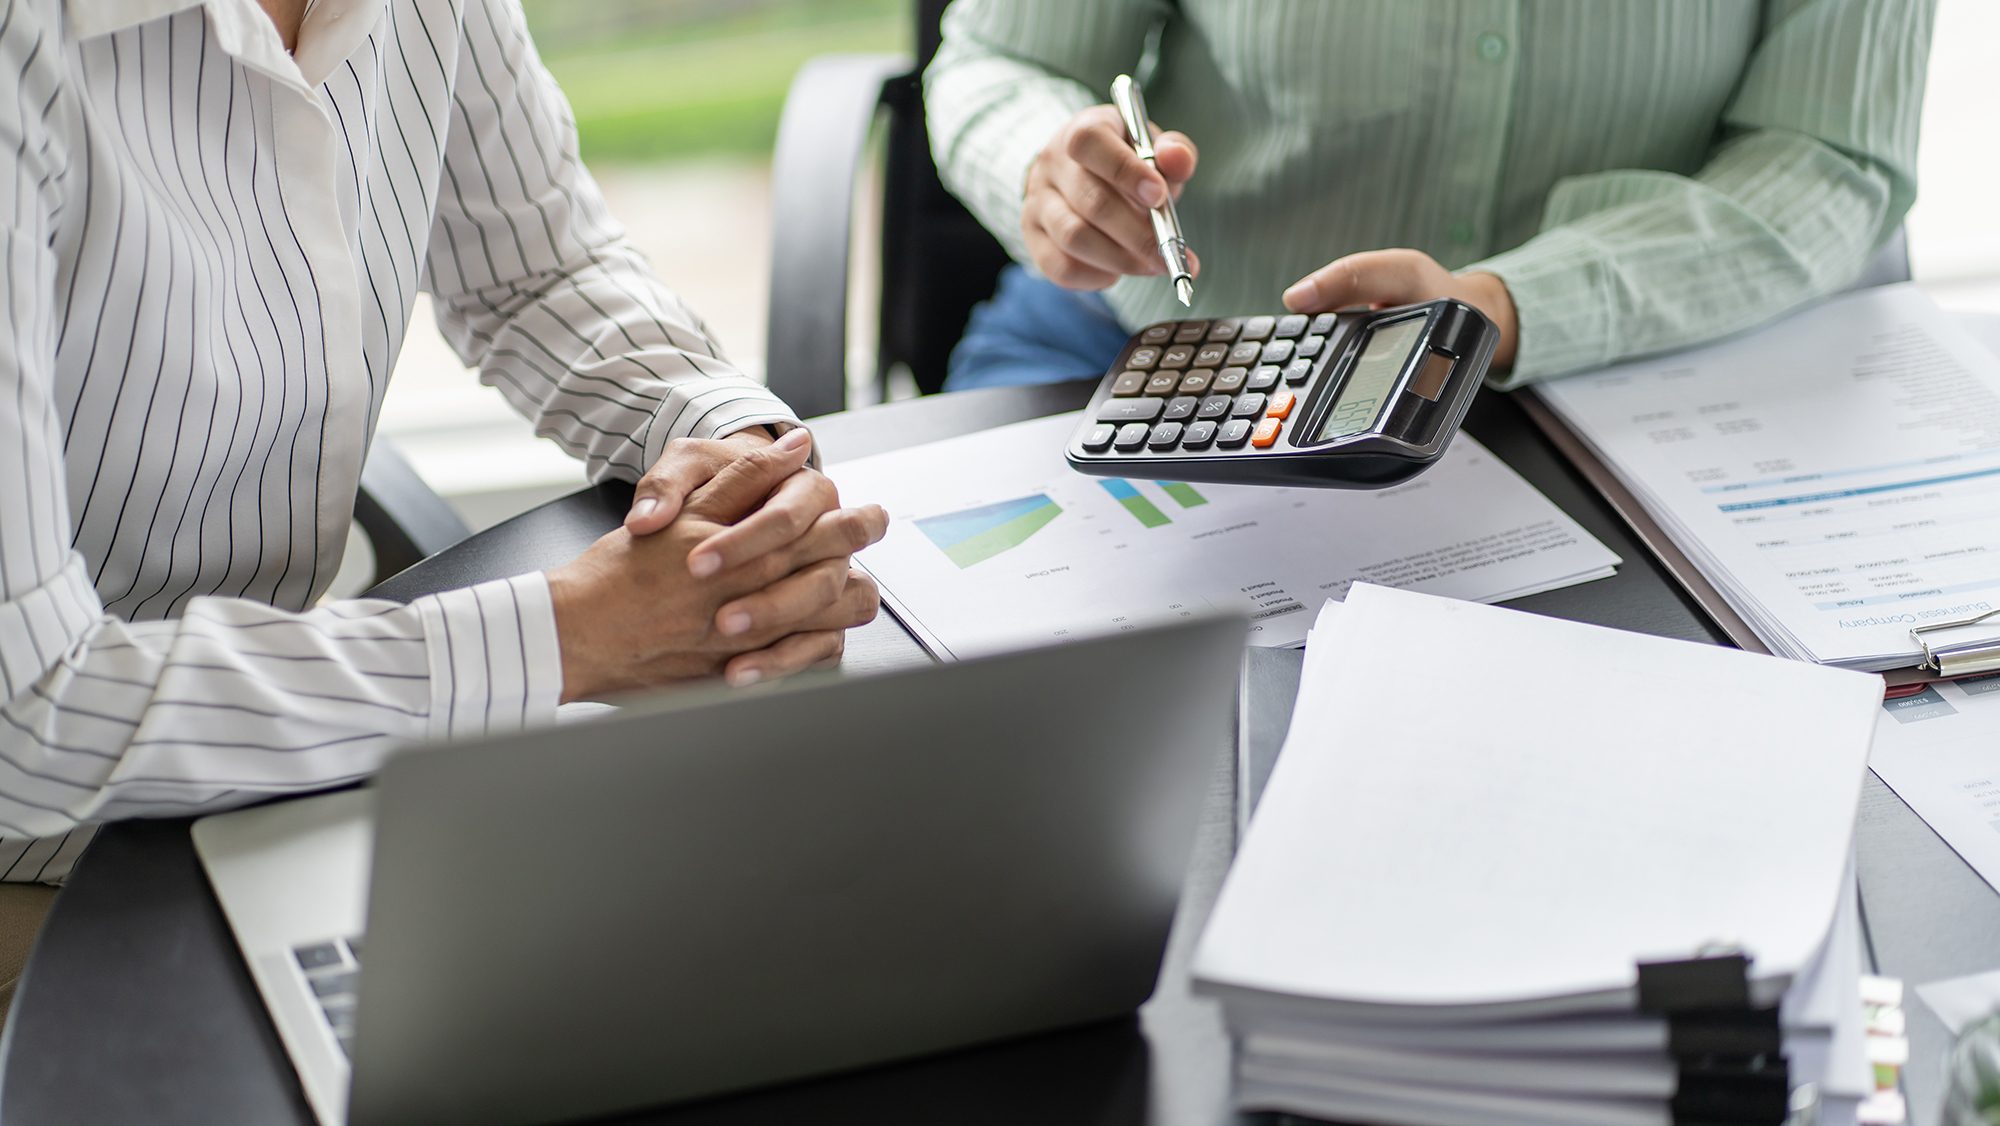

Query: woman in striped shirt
[[0, 0, 887, 1005]]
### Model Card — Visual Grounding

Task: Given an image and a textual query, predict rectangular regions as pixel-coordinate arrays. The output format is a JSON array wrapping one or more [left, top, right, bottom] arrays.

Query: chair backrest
[[875, 0, 1012, 395]]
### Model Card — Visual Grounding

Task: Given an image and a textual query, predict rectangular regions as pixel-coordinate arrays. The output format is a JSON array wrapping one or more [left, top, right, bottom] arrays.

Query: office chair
[[763, 0, 1913, 418], [354, 441, 473, 589]]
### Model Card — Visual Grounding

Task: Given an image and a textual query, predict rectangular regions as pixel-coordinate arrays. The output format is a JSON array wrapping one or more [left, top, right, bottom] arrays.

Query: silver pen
[[1110, 74, 1194, 306]]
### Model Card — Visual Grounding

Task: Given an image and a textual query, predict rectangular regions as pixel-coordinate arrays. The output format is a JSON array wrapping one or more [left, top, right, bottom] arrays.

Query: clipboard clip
[[1910, 608, 2000, 678]]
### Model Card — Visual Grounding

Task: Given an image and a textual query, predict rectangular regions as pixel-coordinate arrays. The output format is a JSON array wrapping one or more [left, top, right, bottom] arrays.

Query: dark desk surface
[[5, 382, 1994, 1126]]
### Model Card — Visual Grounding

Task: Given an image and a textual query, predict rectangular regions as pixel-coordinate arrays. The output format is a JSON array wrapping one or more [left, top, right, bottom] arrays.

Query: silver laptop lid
[[349, 614, 1246, 1126]]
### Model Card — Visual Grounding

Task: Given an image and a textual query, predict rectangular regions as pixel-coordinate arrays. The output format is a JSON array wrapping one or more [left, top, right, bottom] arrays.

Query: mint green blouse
[[923, 0, 1934, 385]]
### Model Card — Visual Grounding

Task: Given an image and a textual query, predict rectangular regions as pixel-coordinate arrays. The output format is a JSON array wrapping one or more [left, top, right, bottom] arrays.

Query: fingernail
[[720, 610, 751, 636], [730, 667, 762, 687], [628, 497, 658, 523], [689, 551, 720, 577], [776, 428, 811, 451], [1137, 180, 1165, 208]]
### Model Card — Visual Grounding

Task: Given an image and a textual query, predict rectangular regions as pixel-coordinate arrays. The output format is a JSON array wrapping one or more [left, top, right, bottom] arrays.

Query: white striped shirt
[[0, 0, 800, 882]]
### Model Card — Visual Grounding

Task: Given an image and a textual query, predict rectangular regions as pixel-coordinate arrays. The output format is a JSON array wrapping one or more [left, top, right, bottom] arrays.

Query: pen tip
[[1175, 278, 1193, 306]]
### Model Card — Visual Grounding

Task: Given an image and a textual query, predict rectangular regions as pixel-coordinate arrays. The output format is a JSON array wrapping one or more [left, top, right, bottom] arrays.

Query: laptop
[[193, 615, 1246, 1126]]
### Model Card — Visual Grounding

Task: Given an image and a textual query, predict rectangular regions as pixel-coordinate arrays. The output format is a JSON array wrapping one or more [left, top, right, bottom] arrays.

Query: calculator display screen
[[1315, 316, 1425, 441]]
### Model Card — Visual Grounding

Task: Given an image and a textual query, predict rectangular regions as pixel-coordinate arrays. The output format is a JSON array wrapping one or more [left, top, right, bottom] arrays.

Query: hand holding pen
[[1017, 85, 1199, 295]]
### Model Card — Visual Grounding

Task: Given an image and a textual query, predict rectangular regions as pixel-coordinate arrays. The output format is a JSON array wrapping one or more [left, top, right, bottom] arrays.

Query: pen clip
[[1111, 74, 1155, 161]]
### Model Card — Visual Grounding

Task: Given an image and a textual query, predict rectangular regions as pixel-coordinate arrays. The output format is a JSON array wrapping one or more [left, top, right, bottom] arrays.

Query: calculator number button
[[1177, 369, 1214, 395], [1260, 339, 1295, 365], [1246, 365, 1281, 393], [1193, 343, 1230, 368], [1296, 334, 1326, 360], [1238, 316, 1275, 341], [1206, 319, 1242, 342], [1251, 418, 1283, 448], [1172, 322, 1209, 343], [1147, 422, 1184, 450], [1182, 420, 1218, 449], [1226, 341, 1263, 367], [1230, 393, 1267, 419], [1195, 395, 1234, 421], [1211, 367, 1248, 394], [1162, 395, 1199, 422], [1216, 419, 1254, 448], [1113, 422, 1151, 451], [1140, 324, 1175, 345], [1126, 346, 1161, 370], [1110, 370, 1149, 396], [1159, 345, 1195, 369], [1144, 372, 1181, 396], [1081, 423, 1117, 452], [1309, 313, 1337, 336], [1097, 398, 1165, 423], [1282, 359, 1314, 386], [1273, 314, 1309, 339]]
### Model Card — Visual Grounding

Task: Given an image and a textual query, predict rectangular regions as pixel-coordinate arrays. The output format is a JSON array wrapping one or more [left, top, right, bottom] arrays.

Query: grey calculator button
[[1113, 422, 1151, 451], [1217, 419, 1254, 448], [1162, 395, 1199, 422], [1239, 316, 1276, 341], [1193, 343, 1230, 368], [1246, 366, 1281, 392], [1196, 395, 1234, 421], [1159, 344, 1195, 369], [1140, 324, 1175, 344], [1283, 359, 1314, 385], [1274, 313, 1309, 339], [1296, 334, 1326, 359], [1231, 392, 1268, 419], [1227, 341, 1263, 367], [1206, 318, 1242, 342], [1173, 321, 1209, 343], [1309, 312, 1337, 336], [1147, 422, 1184, 450], [1211, 367, 1248, 394], [1261, 339, 1295, 365], [1182, 420, 1219, 449], [1097, 397, 1164, 423], [1110, 370, 1148, 396], [1177, 369, 1214, 395], [1126, 346, 1161, 369], [1081, 423, 1118, 451], [1144, 372, 1181, 396]]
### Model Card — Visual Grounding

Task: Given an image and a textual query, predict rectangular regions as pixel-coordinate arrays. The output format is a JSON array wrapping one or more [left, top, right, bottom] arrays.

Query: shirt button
[[1476, 32, 1508, 62]]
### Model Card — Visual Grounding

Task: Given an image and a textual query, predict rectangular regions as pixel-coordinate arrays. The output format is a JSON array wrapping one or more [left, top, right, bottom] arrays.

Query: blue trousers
[[945, 266, 1133, 391]]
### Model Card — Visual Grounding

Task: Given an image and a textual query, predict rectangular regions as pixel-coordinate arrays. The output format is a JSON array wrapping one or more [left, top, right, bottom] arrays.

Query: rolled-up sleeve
[[1470, 0, 1934, 385]]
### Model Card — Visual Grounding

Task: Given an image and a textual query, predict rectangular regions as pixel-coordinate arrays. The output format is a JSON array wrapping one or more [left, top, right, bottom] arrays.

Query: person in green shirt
[[924, 0, 1934, 390]]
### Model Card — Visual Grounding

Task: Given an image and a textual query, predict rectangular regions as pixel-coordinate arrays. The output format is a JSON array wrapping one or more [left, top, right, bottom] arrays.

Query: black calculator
[[1066, 299, 1497, 488]]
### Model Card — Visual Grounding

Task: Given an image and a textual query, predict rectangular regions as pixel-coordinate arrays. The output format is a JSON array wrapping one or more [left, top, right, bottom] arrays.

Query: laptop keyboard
[[292, 936, 364, 1059]]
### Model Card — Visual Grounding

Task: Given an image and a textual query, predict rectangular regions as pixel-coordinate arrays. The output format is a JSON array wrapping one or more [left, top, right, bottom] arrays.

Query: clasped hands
[[548, 428, 887, 703], [1023, 104, 1519, 367]]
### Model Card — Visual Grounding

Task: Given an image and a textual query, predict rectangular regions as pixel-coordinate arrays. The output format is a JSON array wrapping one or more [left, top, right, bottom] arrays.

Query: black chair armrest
[[354, 439, 472, 588], [765, 53, 914, 420]]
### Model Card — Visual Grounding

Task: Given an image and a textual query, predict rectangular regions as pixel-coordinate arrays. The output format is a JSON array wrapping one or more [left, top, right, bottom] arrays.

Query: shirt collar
[[65, 0, 204, 39]]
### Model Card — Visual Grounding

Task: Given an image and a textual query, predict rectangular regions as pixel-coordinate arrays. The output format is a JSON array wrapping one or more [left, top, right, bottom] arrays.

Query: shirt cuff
[[415, 572, 564, 741], [1464, 228, 1619, 389], [635, 381, 810, 474]]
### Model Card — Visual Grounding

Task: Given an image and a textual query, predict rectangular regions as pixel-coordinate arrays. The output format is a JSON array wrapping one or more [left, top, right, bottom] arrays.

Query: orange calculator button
[[1251, 417, 1283, 448], [1265, 389, 1296, 420]]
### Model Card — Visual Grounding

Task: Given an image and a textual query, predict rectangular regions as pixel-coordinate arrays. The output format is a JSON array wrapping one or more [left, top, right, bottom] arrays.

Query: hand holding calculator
[[1066, 299, 1497, 489]]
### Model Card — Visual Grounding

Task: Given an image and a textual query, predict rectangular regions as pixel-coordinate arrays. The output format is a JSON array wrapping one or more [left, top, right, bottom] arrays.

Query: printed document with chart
[[1536, 284, 2000, 670], [828, 413, 1618, 660]]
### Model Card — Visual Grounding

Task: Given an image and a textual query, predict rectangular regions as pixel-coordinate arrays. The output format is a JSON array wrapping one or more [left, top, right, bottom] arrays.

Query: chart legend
[[1099, 479, 1172, 528], [915, 494, 1062, 568]]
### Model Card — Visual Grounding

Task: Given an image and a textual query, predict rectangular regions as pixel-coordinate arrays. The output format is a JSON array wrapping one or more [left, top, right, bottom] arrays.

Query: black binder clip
[[1636, 948, 1792, 1125]]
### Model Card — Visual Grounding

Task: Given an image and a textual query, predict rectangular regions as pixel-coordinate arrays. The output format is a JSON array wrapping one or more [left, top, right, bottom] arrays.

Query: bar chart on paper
[[915, 494, 1064, 568]]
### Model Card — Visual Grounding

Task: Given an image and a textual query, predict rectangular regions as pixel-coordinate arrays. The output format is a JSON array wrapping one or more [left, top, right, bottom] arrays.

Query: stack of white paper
[[828, 412, 1618, 661], [1194, 587, 1887, 1125], [1533, 286, 2000, 671]]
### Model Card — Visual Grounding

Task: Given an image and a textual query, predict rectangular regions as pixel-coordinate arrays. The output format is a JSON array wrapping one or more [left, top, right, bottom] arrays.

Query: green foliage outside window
[[522, 0, 909, 163]]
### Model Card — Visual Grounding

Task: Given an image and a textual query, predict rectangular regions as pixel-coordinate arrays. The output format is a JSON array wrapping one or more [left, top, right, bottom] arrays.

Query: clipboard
[[1515, 389, 1995, 699]]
